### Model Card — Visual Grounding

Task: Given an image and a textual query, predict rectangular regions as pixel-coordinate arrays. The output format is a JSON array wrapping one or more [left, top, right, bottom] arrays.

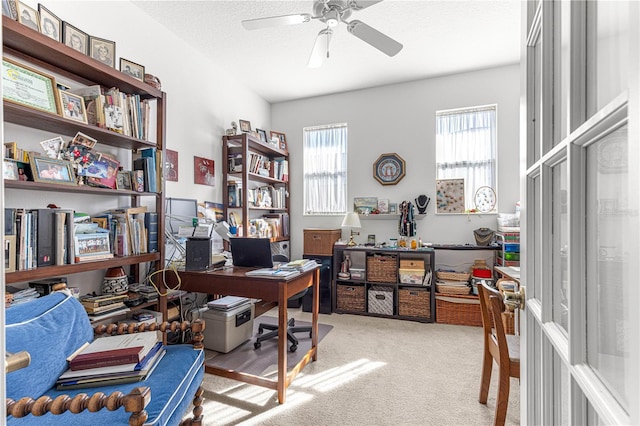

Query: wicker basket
[[436, 270, 471, 282], [436, 281, 471, 295], [436, 294, 482, 327], [367, 254, 398, 283], [337, 284, 365, 312], [398, 288, 431, 319]]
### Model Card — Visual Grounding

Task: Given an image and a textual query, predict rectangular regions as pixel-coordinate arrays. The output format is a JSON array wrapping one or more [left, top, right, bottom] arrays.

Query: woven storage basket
[[436, 281, 471, 295], [436, 294, 482, 327], [398, 288, 431, 319], [436, 270, 471, 282], [367, 254, 398, 283], [367, 285, 394, 315], [337, 284, 365, 312]]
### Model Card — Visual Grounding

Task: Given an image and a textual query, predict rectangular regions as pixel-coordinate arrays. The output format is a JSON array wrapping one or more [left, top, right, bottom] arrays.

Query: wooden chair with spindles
[[477, 282, 520, 426]]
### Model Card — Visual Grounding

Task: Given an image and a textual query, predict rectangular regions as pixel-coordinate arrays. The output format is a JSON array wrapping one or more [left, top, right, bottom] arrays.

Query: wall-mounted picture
[[90, 36, 116, 67], [29, 156, 76, 186], [165, 149, 178, 182], [256, 128, 268, 143], [239, 119, 251, 133], [2, 58, 59, 115], [58, 91, 87, 123], [38, 4, 61, 42], [62, 22, 88, 54], [436, 178, 465, 214], [39, 136, 64, 159], [270, 131, 287, 152], [116, 170, 132, 190], [194, 156, 214, 186], [16, 1, 39, 32], [119, 58, 145, 82]]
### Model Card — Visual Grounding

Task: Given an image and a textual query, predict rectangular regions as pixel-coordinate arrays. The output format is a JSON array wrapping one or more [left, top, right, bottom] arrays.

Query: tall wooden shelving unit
[[2, 17, 168, 318], [222, 133, 289, 247]]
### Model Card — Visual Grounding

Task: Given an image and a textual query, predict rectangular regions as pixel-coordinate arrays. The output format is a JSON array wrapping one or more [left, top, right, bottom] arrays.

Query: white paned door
[[522, 1, 640, 424]]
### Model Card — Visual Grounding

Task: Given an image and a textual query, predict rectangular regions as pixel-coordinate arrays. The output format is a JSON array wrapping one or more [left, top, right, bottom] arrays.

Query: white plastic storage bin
[[202, 302, 255, 353]]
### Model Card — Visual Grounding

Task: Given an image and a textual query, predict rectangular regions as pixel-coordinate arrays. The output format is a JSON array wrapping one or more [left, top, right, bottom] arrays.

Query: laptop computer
[[230, 237, 273, 268]]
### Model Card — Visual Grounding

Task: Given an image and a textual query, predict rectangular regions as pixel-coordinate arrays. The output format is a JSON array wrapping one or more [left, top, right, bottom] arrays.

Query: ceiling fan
[[241, 0, 403, 68]]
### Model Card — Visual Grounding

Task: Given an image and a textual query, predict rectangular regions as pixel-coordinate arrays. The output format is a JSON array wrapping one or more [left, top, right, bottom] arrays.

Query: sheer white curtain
[[436, 106, 497, 210], [303, 123, 348, 215]]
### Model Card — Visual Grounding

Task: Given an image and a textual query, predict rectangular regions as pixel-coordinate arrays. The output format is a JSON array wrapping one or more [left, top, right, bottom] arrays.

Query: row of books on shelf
[[247, 213, 289, 239], [232, 185, 286, 209], [71, 85, 153, 141], [3, 206, 158, 272], [227, 153, 288, 182], [56, 331, 164, 390]]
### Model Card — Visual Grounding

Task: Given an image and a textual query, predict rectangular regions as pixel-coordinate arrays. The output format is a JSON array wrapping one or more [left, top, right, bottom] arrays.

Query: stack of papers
[[245, 268, 300, 279], [280, 259, 318, 272], [207, 296, 250, 310]]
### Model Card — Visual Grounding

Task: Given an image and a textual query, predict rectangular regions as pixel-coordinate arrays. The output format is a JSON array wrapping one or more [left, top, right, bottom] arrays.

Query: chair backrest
[[478, 281, 502, 338], [488, 294, 510, 360]]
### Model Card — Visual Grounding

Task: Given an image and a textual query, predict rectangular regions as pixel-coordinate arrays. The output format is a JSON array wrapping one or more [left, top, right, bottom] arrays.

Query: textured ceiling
[[133, 0, 521, 103]]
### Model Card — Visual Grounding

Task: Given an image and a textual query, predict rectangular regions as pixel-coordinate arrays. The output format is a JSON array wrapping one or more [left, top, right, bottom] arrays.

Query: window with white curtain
[[303, 123, 348, 215], [435, 105, 497, 211]]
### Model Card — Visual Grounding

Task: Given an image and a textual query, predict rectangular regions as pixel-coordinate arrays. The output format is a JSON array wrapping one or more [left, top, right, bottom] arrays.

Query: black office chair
[[254, 255, 312, 352]]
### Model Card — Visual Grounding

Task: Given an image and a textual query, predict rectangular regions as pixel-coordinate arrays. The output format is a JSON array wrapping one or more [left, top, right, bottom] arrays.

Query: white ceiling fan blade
[[242, 13, 312, 30], [308, 28, 332, 68], [347, 20, 403, 57], [349, 0, 385, 11]]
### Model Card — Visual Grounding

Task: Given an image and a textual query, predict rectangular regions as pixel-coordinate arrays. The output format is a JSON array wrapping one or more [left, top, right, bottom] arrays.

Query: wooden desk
[[166, 266, 320, 404], [494, 265, 521, 283]]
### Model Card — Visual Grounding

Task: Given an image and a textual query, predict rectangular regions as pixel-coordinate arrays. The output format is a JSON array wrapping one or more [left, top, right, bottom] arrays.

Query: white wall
[[4, 0, 270, 292], [272, 64, 521, 259]]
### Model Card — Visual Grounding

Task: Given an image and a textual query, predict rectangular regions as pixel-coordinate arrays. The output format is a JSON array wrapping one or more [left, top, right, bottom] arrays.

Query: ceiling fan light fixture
[[325, 9, 339, 27]]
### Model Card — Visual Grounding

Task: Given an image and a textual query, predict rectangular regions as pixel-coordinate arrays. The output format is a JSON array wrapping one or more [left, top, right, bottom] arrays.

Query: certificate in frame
[[2, 57, 60, 115]]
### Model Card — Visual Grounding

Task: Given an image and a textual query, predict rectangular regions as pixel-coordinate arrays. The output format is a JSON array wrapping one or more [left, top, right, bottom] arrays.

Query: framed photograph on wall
[[436, 178, 465, 214], [194, 156, 214, 186], [89, 36, 116, 67], [62, 22, 88, 54], [38, 4, 61, 42]]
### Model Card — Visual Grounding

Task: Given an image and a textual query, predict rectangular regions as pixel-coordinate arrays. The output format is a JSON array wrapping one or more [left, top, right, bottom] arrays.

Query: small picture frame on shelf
[[2, 0, 17, 20], [39, 136, 64, 159], [38, 4, 61, 42], [270, 131, 287, 152], [239, 119, 251, 133], [4, 141, 17, 160], [3, 159, 19, 180], [116, 170, 132, 190], [4, 235, 16, 273], [256, 128, 268, 143], [89, 36, 116, 67], [389, 203, 397, 214], [16, 1, 39, 32], [62, 22, 88, 54], [2, 58, 60, 115], [119, 58, 145, 82], [74, 232, 111, 259], [58, 91, 87, 123], [29, 156, 76, 186]]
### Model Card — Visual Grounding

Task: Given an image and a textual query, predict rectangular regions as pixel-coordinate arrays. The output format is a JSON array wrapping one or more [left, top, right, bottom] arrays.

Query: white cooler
[[202, 302, 255, 353]]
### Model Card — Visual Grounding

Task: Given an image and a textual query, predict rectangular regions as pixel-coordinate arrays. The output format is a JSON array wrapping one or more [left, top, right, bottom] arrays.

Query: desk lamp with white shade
[[341, 212, 361, 246]]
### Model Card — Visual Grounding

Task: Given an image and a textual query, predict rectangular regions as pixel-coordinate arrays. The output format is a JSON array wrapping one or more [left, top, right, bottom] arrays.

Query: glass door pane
[[552, 160, 569, 332], [586, 1, 628, 116], [553, 1, 570, 144], [585, 125, 630, 412]]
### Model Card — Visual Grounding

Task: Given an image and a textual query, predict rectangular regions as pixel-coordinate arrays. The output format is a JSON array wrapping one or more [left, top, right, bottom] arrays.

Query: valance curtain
[[436, 107, 497, 210], [303, 124, 347, 215]]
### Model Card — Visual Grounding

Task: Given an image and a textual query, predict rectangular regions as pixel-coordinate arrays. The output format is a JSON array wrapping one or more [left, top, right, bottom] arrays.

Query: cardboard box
[[303, 228, 341, 256]]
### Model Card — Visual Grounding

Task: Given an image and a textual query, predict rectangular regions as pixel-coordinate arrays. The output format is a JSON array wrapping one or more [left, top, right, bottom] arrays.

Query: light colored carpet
[[191, 308, 520, 425]]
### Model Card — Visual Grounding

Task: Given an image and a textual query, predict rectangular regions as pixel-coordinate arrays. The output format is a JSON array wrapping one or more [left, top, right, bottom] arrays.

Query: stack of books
[[56, 331, 164, 390], [80, 294, 130, 322], [5, 285, 39, 307]]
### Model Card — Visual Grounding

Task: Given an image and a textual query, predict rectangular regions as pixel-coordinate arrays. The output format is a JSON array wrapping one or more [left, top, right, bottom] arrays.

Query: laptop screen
[[230, 237, 273, 268]]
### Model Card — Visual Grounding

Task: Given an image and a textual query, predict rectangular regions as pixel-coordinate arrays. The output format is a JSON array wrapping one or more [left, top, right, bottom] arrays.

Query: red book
[[70, 346, 144, 371]]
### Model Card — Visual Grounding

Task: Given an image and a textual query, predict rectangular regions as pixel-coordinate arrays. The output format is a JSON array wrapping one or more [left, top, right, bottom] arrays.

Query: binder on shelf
[[144, 212, 159, 253], [133, 157, 152, 193], [140, 148, 158, 193], [31, 208, 55, 267]]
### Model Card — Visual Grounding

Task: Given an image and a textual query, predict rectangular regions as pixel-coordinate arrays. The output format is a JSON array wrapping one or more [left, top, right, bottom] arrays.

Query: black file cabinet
[[302, 255, 332, 314]]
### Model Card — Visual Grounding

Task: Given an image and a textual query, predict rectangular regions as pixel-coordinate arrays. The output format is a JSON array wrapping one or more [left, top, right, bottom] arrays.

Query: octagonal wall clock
[[373, 153, 406, 185]]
